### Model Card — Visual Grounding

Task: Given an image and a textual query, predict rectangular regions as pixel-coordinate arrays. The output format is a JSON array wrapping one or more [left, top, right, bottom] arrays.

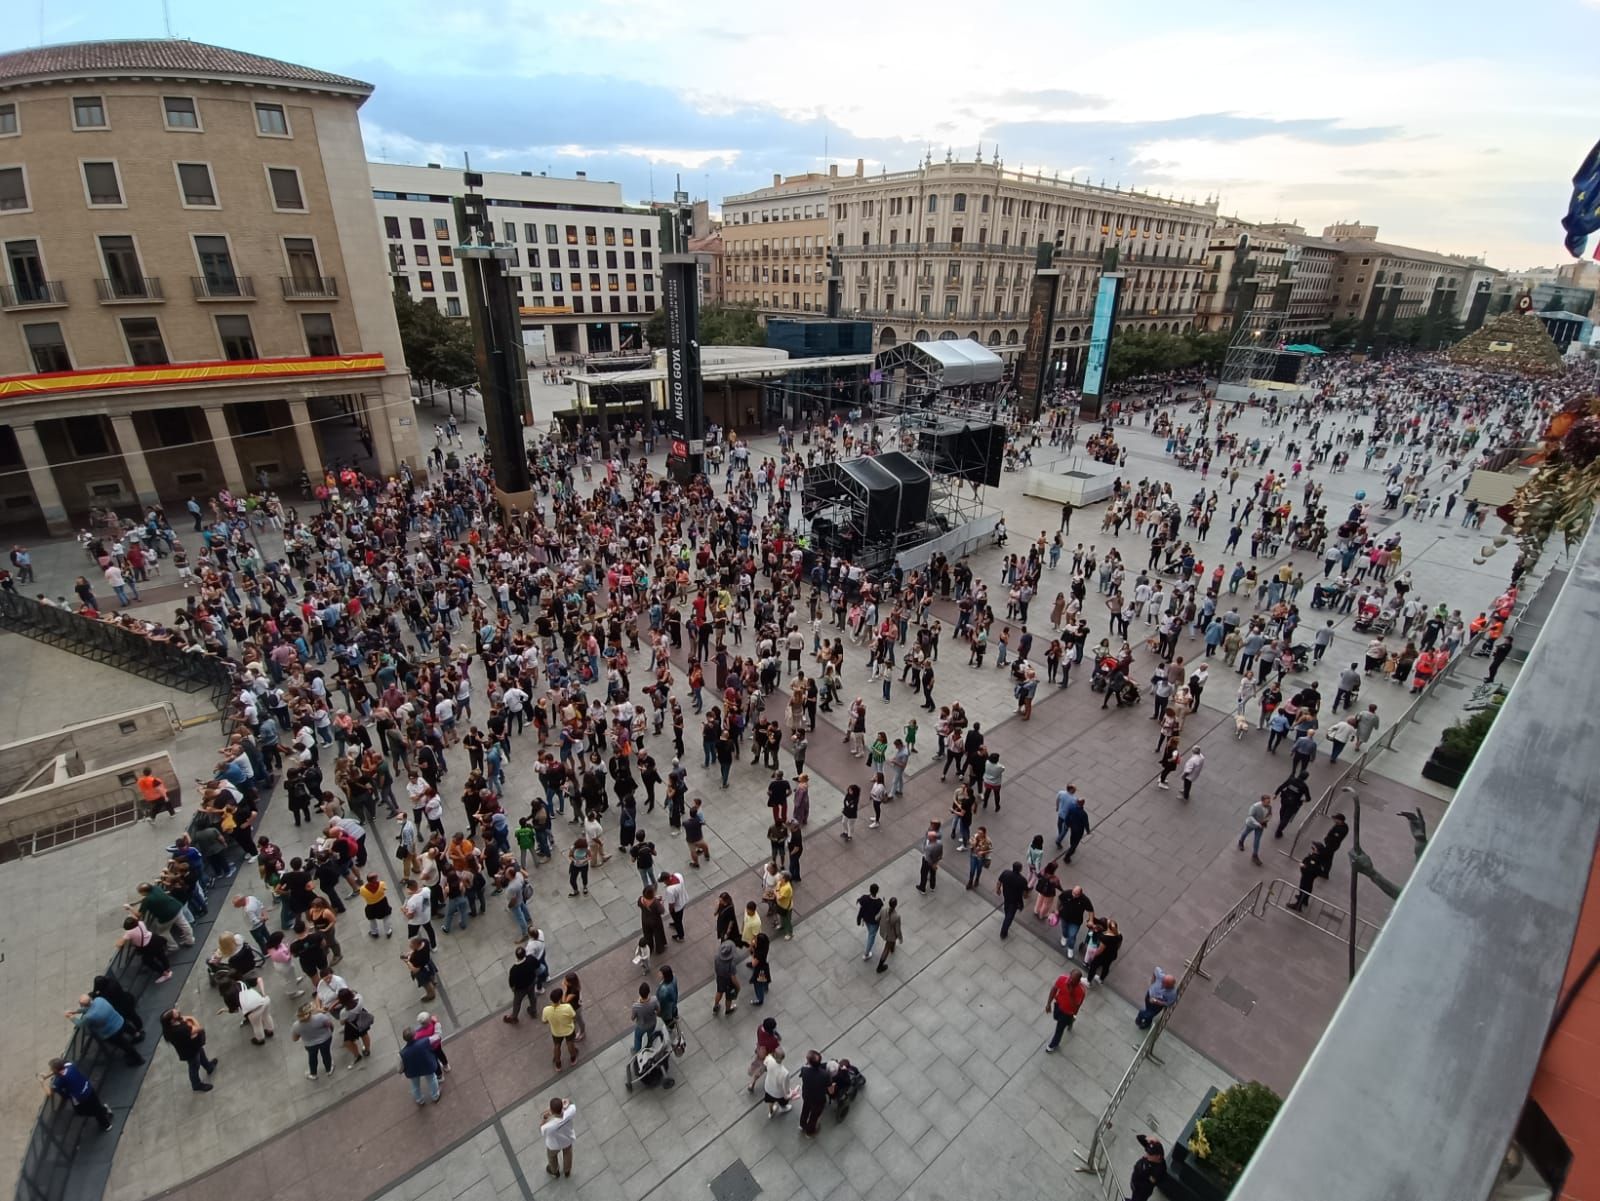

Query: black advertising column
[[1015, 243, 1060, 423], [455, 188, 531, 503], [1079, 247, 1125, 422], [661, 254, 705, 480]]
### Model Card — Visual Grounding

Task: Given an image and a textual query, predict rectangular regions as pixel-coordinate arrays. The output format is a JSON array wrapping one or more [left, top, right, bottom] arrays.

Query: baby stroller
[[625, 1029, 676, 1092], [829, 1058, 866, 1121]]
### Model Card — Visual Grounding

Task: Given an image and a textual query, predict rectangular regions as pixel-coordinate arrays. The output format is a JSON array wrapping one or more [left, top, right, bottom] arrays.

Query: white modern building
[[368, 162, 660, 357]]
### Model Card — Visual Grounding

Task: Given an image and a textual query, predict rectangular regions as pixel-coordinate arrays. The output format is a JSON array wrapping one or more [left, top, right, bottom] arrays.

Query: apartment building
[[721, 171, 833, 316], [1200, 221, 1340, 342], [369, 163, 660, 358], [1321, 222, 1467, 325], [826, 154, 1217, 383], [0, 39, 418, 532], [1194, 223, 1289, 333]]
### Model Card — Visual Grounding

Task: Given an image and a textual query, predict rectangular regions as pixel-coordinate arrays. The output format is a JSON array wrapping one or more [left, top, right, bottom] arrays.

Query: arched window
[[986, 331, 1001, 345], [1005, 329, 1019, 344], [1054, 327, 1066, 342], [966, 330, 979, 342], [938, 330, 957, 340], [953, 193, 967, 213], [1069, 326, 1081, 341], [879, 327, 898, 346], [914, 328, 931, 342]]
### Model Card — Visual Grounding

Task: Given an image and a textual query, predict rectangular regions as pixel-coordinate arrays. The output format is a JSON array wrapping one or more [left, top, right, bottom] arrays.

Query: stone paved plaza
[[0, 374, 1522, 1201]]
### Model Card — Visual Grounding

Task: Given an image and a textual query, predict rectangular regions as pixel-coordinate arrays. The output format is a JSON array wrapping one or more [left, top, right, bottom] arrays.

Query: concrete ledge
[[0, 704, 178, 795]]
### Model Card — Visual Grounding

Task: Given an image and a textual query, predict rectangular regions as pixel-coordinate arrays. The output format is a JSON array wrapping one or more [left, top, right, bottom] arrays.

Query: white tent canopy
[[875, 338, 1004, 387]]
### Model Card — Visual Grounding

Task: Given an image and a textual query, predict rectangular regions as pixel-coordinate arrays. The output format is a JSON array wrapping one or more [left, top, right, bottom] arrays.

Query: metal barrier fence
[[1256, 878, 1385, 960], [14, 791, 261, 1201], [0, 589, 236, 717], [1280, 624, 1490, 862], [1074, 882, 1263, 1182], [893, 510, 1003, 572]]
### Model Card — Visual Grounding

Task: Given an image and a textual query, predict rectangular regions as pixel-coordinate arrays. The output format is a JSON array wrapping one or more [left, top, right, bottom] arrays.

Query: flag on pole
[[1561, 137, 1600, 258]]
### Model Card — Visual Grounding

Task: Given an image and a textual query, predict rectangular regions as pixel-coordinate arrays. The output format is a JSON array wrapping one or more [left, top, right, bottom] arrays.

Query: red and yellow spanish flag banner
[[0, 353, 386, 401]]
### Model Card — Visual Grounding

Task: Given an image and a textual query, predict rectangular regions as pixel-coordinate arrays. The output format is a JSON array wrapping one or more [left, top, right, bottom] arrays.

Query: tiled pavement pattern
[[0, 377, 1513, 1200], [353, 856, 1228, 1201]]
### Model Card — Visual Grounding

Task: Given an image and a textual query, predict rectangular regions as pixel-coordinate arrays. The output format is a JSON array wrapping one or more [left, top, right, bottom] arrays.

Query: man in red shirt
[[1043, 969, 1087, 1053]]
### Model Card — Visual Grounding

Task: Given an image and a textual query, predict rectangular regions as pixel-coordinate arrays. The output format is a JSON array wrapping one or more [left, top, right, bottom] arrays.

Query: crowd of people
[[31, 347, 1569, 1196]]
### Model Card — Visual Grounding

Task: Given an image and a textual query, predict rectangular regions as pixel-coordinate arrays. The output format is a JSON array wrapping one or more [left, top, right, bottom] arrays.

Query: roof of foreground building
[[0, 39, 372, 95]]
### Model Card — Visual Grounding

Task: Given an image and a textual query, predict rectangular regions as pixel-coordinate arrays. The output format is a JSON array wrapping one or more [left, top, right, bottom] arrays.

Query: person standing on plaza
[[840, 783, 860, 841], [399, 1027, 442, 1105], [159, 1008, 218, 1091], [1058, 789, 1091, 862], [630, 983, 660, 1053], [856, 884, 883, 959], [658, 870, 688, 941], [541, 1097, 579, 1178], [745, 1016, 781, 1092], [1043, 968, 1087, 1053], [915, 822, 944, 893], [66, 993, 144, 1067], [541, 987, 580, 1070], [1057, 885, 1096, 958], [713, 938, 742, 1014], [40, 1058, 114, 1132], [760, 1047, 794, 1118], [291, 1002, 335, 1081], [503, 946, 542, 1024], [1128, 1135, 1169, 1201], [797, 1049, 832, 1137], [1289, 728, 1318, 779], [994, 860, 1028, 938], [875, 897, 902, 974], [1134, 969, 1178, 1029], [1236, 795, 1272, 866], [1180, 746, 1205, 801], [967, 827, 993, 890], [773, 872, 795, 940]]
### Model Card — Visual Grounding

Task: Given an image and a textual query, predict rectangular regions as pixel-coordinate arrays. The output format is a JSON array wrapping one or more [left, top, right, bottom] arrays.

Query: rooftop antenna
[[649, 163, 655, 202], [163, 0, 173, 36]]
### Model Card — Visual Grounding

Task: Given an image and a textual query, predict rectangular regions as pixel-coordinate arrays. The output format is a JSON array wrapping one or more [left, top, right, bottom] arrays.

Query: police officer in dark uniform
[[1129, 1134, 1168, 1201]]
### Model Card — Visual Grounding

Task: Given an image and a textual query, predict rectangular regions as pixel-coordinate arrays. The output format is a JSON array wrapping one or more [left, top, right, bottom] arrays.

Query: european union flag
[[1562, 138, 1600, 258]]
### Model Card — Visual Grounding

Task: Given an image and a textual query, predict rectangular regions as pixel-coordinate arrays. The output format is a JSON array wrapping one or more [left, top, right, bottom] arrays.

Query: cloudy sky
[[13, 0, 1600, 268]]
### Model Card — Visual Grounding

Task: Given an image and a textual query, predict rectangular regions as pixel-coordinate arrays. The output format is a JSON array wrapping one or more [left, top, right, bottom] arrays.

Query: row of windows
[[725, 236, 823, 253], [382, 215, 652, 249], [729, 266, 828, 285], [4, 231, 328, 302], [392, 265, 653, 296], [516, 294, 653, 315], [0, 95, 292, 139], [843, 193, 1202, 239], [728, 202, 825, 224], [19, 310, 338, 375], [0, 159, 308, 215]]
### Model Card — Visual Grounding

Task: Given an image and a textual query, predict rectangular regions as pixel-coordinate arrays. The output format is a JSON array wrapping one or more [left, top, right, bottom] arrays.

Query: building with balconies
[[825, 151, 1217, 382], [721, 171, 834, 317], [0, 39, 419, 532]]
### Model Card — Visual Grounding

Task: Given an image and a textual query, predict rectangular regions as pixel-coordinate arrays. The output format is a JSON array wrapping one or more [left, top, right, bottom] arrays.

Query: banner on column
[[662, 256, 705, 480], [1079, 273, 1124, 420], [1014, 269, 1060, 422]]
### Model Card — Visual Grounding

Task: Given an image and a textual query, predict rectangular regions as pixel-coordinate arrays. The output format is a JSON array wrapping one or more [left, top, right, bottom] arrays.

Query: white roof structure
[[879, 338, 1004, 386]]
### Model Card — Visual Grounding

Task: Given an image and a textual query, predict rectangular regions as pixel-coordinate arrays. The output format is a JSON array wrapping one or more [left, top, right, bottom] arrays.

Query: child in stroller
[[625, 1028, 676, 1092], [828, 1058, 866, 1120]]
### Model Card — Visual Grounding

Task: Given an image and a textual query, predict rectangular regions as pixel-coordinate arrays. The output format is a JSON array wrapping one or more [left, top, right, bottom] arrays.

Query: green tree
[[643, 302, 767, 349], [393, 292, 478, 394], [1322, 317, 1363, 351]]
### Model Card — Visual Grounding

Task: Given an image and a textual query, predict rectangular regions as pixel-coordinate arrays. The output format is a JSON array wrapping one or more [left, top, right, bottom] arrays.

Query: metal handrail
[[1258, 878, 1384, 956]]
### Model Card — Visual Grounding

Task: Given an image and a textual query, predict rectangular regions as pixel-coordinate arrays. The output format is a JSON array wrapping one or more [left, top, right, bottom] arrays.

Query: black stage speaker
[[917, 421, 1004, 487], [1271, 353, 1303, 384]]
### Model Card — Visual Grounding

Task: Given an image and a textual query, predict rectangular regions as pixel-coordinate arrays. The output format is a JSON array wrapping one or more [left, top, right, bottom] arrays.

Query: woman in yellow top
[[774, 875, 795, 940], [358, 874, 392, 939]]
